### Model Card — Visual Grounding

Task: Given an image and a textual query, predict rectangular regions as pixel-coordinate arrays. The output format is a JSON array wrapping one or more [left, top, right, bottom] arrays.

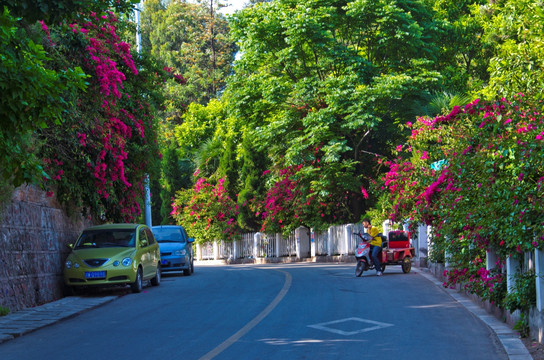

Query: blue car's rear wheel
[[151, 266, 161, 286]]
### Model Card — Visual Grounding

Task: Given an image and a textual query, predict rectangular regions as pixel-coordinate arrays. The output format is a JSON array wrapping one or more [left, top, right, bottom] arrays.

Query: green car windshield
[[75, 229, 136, 249]]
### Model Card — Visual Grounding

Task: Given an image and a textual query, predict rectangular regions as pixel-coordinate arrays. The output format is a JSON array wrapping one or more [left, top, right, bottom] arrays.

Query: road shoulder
[[417, 269, 532, 360]]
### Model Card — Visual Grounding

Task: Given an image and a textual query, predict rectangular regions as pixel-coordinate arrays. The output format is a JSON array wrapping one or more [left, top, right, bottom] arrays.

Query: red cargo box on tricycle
[[380, 230, 415, 274]]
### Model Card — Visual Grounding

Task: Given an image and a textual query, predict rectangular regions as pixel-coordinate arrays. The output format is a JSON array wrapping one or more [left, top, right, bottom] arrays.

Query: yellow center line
[[198, 269, 292, 360]]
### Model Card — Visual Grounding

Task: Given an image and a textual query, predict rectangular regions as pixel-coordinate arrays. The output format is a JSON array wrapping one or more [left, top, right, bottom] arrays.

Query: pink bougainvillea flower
[[420, 151, 429, 160], [361, 186, 369, 199]]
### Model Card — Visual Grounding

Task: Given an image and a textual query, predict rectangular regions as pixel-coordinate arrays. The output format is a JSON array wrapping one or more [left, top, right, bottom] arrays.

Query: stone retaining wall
[[0, 186, 91, 312]]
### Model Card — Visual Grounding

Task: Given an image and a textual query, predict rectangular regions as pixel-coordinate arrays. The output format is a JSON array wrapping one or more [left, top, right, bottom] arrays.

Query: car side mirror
[[188, 238, 195, 243], [140, 240, 148, 247]]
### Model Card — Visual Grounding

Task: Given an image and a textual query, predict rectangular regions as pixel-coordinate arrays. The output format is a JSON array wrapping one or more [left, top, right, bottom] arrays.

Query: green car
[[64, 224, 161, 293]]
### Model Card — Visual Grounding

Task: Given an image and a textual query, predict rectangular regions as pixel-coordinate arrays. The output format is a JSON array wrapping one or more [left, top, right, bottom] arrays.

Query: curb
[[417, 269, 532, 360], [0, 295, 118, 344]]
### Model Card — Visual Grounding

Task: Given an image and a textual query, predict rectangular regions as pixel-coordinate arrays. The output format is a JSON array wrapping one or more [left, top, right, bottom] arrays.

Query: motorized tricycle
[[354, 230, 415, 277]]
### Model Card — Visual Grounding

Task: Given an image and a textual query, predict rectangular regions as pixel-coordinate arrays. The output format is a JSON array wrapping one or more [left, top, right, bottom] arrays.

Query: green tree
[[427, 0, 491, 93], [156, 144, 193, 224], [141, 0, 236, 224], [237, 135, 269, 231], [475, 0, 544, 101], [227, 0, 443, 230], [141, 0, 236, 106]]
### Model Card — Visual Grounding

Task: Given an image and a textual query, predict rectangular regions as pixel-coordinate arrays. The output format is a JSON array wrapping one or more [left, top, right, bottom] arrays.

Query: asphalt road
[[0, 263, 507, 360]]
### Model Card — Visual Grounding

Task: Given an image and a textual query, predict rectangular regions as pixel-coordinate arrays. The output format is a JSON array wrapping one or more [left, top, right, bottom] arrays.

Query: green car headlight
[[122, 257, 132, 267], [113, 260, 120, 267], [65, 260, 72, 269]]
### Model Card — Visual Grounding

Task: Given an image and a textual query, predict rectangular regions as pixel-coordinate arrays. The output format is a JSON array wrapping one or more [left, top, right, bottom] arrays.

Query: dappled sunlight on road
[[258, 338, 367, 346], [406, 303, 458, 309]]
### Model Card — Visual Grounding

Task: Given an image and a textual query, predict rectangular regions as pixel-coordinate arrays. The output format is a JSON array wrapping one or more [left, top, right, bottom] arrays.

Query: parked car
[[152, 225, 194, 276], [64, 223, 161, 293]]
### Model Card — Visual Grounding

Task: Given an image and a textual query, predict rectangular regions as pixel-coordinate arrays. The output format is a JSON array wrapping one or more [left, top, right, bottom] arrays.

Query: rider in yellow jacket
[[362, 218, 382, 276]]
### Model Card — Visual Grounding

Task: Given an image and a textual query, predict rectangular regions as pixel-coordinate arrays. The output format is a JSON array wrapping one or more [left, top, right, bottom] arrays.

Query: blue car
[[152, 225, 194, 276]]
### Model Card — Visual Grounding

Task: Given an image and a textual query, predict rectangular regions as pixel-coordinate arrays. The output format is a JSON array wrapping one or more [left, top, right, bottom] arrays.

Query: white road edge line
[[198, 269, 292, 360]]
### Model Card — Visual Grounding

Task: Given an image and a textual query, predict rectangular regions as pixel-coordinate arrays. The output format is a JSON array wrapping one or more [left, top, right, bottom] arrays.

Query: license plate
[[85, 271, 106, 279], [161, 260, 169, 266]]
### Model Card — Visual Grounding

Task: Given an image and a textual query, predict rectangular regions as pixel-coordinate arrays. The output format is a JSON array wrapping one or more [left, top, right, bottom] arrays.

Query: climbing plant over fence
[[383, 95, 544, 305]]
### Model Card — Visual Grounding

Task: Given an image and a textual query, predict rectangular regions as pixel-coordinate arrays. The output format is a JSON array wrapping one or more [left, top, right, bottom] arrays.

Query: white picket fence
[[196, 223, 368, 260]]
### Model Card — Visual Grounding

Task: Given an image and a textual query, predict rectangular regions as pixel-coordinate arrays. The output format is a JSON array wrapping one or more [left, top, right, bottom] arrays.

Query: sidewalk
[[0, 295, 117, 344], [0, 264, 535, 359]]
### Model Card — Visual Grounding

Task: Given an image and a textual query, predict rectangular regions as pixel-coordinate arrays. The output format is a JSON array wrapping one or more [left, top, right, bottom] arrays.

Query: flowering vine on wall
[[383, 95, 544, 304]]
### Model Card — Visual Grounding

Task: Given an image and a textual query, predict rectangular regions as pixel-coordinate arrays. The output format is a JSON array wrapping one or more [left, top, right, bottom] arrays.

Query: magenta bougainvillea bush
[[383, 95, 544, 303], [38, 11, 164, 222], [171, 173, 239, 243]]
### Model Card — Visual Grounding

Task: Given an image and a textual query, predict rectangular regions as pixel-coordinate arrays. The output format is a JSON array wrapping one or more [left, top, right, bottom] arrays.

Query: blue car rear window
[[153, 228, 185, 243]]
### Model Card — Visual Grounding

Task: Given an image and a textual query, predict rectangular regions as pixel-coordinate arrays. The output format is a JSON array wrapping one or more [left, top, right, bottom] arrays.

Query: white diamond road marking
[[308, 317, 394, 336]]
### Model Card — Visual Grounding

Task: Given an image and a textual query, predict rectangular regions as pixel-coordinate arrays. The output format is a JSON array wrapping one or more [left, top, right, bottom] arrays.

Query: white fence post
[[486, 249, 498, 271], [196, 243, 202, 261], [507, 255, 521, 292], [344, 224, 352, 256], [295, 226, 310, 259], [327, 226, 333, 256], [275, 233, 281, 258], [233, 239, 238, 259], [295, 228, 300, 258], [525, 251, 535, 271], [254, 232, 260, 258], [426, 225, 433, 260], [418, 224, 428, 263], [213, 240, 219, 260], [535, 248, 544, 312]]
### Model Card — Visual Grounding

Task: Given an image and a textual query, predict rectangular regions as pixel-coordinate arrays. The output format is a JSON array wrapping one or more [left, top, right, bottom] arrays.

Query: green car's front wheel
[[131, 267, 143, 293]]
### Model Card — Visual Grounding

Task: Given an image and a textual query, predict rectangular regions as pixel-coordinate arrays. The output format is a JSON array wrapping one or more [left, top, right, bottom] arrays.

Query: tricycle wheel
[[402, 257, 412, 273], [355, 261, 365, 277]]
